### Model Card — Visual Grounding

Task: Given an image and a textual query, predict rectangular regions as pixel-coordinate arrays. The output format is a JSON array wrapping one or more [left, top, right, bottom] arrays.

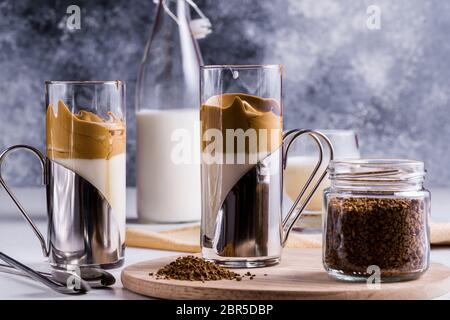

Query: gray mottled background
[[1, 0, 449, 187]]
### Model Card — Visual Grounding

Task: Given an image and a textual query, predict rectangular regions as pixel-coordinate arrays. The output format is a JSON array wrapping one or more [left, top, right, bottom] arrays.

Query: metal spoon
[[0, 262, 115, 289], [0, 252, 89, 295], [77, 267, 116, 288]]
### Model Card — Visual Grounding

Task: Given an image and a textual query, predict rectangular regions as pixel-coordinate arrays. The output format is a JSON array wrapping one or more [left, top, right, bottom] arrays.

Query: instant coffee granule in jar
[[323, 159, 431, 282]]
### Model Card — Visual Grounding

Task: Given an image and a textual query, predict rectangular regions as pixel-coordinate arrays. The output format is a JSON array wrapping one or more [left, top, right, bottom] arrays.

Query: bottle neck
[[163, 0, 190, 23]]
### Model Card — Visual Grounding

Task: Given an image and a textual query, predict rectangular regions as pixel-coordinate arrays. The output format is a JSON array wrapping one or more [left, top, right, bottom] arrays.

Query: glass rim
[[200, 64, 282, 70], [328, 158, 425, 182], [45, 80, 124, 85], [330, 158, 423, 167]]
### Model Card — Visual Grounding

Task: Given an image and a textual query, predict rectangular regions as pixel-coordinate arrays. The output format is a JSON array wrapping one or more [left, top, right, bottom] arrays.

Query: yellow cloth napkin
[[126, 222, 450, 253]]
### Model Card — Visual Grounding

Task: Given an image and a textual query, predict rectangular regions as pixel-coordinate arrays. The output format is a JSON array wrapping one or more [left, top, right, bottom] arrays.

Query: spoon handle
[[0, 252, 87, 295]]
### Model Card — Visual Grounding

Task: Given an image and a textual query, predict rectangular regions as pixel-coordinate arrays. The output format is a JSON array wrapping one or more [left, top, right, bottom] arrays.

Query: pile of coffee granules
[[324, 197, 429, 278], [152, 256, 256, 282]]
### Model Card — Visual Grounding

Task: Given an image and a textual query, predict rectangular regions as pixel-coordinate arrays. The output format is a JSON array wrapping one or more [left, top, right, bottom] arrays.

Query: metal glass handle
[[0, 145, 49, 257], [281, 130, 334, 246]]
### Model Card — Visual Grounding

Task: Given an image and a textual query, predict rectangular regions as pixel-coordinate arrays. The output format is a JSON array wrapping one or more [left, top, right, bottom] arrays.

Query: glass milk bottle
[[135, 0, 210, 222]]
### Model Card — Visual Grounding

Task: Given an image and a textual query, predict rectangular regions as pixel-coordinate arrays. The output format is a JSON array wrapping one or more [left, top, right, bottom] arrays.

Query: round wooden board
[[121, 248, 450, 300]]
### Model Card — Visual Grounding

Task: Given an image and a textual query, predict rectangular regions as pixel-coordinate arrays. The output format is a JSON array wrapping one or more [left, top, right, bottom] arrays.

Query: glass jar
[[323, 159, 431, 282]]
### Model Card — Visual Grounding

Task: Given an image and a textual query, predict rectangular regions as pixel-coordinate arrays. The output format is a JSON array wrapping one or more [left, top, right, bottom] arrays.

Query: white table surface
[[0, 187, 449, 300]]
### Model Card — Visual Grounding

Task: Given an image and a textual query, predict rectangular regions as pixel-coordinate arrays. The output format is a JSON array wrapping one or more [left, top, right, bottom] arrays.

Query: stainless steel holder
[[0, 145, 125, 269], [201, 129, 334, 267]]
